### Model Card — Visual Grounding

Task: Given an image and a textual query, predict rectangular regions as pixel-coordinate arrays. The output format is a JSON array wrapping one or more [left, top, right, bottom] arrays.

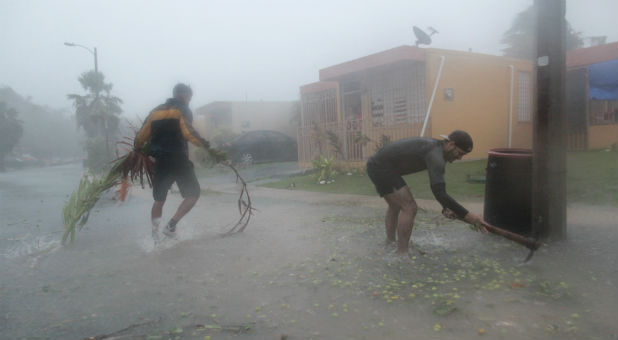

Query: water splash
[[2, 234, 60, 268]]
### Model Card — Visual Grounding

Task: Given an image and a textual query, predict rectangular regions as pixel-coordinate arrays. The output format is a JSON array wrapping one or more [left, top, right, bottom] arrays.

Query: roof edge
[[300, 81, 338, 94], [319, 45, 426, 81], [567, 42, 618, 68]]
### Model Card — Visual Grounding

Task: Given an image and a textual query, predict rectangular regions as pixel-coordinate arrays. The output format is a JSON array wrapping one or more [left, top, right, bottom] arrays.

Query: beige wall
[[510, 121, 533, 149], [425, 49, 533, 159], [588, 124, 618, 149]]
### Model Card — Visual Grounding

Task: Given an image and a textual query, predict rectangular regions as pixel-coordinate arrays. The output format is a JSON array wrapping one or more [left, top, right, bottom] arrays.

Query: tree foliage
[[501, 5, 584, 59], [67, 71, 123, 172], [0, 87, 82, 159], [0, 102, 24, 171], [67, 71, 123, 139]]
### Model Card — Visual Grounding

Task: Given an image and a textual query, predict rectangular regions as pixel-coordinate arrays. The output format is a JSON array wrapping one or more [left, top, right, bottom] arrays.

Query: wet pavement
[[1, 163, 616, 339]]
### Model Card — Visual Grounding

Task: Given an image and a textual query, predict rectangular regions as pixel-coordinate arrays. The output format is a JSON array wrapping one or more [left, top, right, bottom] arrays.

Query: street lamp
[[64, 42, 98, 73], [64, 41, 110, 161]]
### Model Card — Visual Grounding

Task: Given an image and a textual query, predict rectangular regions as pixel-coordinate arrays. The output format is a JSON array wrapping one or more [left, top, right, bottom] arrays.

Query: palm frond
[[62, 171, 120, 244], [62, 130, 153, 244]]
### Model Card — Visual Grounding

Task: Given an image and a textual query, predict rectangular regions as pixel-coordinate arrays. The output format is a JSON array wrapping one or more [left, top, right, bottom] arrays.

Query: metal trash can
[[483, 148, 532, 235]]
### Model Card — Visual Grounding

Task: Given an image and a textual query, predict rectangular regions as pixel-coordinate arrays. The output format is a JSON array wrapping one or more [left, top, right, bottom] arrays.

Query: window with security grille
[[342, 79, 362, 121], [301, 88, 337, 126], [589, 100, 617, 125], [517, 71, 532, 122], [368, 61, 425, 127]]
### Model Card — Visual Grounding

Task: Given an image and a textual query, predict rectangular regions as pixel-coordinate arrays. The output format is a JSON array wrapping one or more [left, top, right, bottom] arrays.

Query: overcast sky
[[1, 0, 616, 119]]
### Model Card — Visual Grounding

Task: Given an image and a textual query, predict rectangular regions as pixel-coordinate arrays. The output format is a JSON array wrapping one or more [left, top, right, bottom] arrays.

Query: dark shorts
[[366, 161, 406, 197], [153, 157, 200, 202]]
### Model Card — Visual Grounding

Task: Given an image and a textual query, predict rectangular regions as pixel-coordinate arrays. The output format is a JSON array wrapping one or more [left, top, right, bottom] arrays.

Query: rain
[[1, 1, 617, 339]]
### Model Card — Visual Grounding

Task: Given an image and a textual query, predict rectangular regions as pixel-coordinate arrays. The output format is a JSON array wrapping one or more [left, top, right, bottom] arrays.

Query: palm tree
[[67, 71, 123, 171], [501, 5, 583, 59]]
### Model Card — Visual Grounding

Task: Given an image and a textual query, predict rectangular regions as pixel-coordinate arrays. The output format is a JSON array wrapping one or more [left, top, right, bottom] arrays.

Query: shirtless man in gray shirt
[[366, 130, 487, 257]]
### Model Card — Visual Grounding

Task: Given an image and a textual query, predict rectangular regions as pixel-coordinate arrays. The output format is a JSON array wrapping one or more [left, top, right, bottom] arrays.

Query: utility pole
[[93, 47, 98, 74], [532, 0, 567, 240]]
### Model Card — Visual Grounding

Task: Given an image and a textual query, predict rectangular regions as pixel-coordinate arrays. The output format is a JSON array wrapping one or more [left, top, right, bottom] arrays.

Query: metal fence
[[297, 119, 428, 164], [567, 127, 588, 151]]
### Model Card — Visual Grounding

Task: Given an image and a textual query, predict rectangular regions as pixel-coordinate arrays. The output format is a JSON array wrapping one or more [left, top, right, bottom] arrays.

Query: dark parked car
[[222, 130, 298, 165]]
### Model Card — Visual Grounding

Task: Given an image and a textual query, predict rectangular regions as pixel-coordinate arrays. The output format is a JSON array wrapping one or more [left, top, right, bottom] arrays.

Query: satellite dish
[[413, 26, 438, 47]]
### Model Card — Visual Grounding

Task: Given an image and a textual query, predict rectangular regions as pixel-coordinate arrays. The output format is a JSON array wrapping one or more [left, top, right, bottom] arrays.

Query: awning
[[588, 59, 618, 100]]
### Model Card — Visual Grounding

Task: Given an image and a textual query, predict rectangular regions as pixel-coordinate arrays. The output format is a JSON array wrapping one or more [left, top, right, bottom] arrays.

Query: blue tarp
[[588, 59, 618, 100]]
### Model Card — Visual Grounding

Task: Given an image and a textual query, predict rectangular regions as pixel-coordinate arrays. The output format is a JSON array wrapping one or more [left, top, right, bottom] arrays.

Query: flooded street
[[3, 0, 616, 339], [1, 164, 616, 339]]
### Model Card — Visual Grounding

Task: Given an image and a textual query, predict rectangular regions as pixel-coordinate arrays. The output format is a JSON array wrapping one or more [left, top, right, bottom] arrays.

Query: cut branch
[[220, 162, 256, 236]]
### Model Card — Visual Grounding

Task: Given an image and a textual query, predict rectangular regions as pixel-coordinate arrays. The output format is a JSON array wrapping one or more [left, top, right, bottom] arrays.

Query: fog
[[1, 1, 617, 339], [1, 0, 616, 116]]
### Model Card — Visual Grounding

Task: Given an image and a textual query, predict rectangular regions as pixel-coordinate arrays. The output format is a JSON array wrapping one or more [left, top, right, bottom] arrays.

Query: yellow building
[[298, 43, 618, 168], [298, 45, 534, 168], [566, 42, 618, 150]]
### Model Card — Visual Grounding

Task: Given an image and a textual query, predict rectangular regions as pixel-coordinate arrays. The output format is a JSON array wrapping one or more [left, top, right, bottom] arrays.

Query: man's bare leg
[[171, 196, 199, 223], [151, 201, 165, 225], [162, 196, 199, 238], [384, 186, 418, 255], [384, 203, 399, 246]]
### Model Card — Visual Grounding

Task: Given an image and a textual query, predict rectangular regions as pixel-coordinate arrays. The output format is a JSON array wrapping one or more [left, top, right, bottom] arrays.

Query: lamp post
[[64, 42, 98, 73]]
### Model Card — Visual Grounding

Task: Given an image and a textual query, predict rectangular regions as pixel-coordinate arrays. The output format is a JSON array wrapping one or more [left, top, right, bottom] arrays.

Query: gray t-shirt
[[368, 137, 446, 186], [367, 137, 469, 218]]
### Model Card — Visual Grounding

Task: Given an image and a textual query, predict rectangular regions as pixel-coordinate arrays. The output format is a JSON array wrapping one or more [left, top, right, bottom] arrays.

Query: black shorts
[[152, 157, 200, 201], [366, 161, 406, 197]]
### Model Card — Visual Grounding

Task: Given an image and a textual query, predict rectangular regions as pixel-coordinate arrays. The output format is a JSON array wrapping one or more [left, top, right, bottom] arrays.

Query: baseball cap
[[439, 130, 473, 153]]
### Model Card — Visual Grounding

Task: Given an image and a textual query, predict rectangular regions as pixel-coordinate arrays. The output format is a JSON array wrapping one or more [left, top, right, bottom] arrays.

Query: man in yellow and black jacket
[[135, 83, 209, 242]]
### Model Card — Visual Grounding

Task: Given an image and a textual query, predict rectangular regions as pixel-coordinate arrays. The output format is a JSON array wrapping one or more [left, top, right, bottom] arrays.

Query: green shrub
[[312, 155, 337, 183]]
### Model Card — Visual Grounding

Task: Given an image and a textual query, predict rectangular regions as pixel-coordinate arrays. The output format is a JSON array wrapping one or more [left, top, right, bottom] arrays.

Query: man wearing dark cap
[[366, 130, 487, 258], [135, 83, 212, 242]]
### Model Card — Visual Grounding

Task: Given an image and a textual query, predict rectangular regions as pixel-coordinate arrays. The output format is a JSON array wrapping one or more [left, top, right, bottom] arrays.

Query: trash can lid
[[488, 148, 532, 158]]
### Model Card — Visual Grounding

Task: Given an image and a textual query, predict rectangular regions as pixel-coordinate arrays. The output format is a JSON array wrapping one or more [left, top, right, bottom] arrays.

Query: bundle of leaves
[[114, 138, 155, 190], [62, 146, 153, 244], [62, 137, 248, 244]]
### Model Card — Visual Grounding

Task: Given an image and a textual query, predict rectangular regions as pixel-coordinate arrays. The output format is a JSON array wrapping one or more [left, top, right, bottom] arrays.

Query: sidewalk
[[202, 175, 617, 231]]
